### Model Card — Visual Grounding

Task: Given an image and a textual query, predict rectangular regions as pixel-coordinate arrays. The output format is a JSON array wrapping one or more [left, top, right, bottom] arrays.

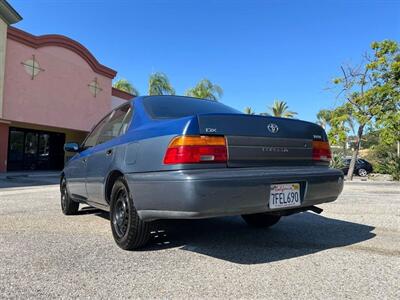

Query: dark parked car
[[61, 96, 344, 250], [342, 158, 373, 177]]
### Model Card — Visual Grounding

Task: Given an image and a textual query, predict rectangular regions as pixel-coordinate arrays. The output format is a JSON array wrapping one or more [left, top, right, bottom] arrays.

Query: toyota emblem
[[267, 123, 279, 134]]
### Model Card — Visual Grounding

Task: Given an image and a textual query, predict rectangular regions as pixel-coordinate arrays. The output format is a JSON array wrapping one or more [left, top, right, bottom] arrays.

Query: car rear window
[[143, 96, 241, 119]]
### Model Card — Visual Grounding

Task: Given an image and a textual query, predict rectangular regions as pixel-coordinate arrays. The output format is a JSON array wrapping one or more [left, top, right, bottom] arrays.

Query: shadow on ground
[[0, 176, 60, 189], [78, 206, 105, 215], [86, 208, 375, 264]]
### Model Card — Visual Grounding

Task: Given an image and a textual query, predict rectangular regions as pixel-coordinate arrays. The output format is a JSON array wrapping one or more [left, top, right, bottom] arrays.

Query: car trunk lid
[[197, 113, 328, 167]]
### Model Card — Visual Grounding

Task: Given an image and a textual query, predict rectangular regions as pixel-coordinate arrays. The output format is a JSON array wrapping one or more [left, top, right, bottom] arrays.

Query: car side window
[[81, 114, 111, 149], [96, 104, 131, 145]]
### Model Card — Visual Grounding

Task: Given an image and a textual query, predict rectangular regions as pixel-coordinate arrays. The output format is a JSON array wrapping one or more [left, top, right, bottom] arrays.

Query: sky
[[8, 0, 400, 122]]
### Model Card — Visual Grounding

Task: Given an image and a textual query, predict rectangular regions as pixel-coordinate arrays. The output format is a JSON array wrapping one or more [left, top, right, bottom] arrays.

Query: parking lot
[[0, 177, 399, 299]]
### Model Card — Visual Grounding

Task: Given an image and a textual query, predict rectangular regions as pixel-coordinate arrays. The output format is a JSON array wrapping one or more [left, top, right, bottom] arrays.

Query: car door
[[65, 154, 87, 200], [85, 104, 132, 205], [66, 114, 110, 200], [359, 159, 372, 172]]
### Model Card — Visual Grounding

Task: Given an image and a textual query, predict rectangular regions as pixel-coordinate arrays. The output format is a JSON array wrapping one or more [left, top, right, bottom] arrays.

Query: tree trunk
[[347, 124, 364, 180]]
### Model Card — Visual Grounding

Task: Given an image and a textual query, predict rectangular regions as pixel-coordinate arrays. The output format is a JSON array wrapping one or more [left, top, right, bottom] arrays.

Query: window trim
[[94, 103, 132, 146], [117, 105, 133, 136], [81, 102, 132, 150], [80, 112, 113, 150]]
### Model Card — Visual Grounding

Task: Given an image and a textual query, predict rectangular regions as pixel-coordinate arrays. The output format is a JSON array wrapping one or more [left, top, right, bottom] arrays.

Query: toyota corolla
[[61, 96, 344, 250]]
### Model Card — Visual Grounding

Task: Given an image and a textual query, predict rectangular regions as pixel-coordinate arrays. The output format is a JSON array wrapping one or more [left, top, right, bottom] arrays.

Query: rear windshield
[[143, 96, 241, 119]]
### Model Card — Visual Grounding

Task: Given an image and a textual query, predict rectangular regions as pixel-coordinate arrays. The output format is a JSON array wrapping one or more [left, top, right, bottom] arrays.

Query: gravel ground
[[0, 179, 399, 299]]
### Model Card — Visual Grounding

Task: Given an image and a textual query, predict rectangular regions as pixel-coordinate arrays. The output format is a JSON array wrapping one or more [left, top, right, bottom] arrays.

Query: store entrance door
[[7, 127, 65, 171]]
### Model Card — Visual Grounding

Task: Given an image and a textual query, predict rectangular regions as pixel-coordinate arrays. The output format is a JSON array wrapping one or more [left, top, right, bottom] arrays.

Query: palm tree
[[269, 100, 297, 118], [244, 107, 255, 115], [316, 109, 332, 129], [185, 79, 223, 101], [113, 78, 139, 96], [148, 72, 175, 95]]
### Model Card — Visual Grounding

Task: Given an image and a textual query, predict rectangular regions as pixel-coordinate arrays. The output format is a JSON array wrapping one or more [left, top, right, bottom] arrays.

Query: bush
[[330, 153, 345, 169], [385, 153, 400, 180], [365, 143, 400, 180]]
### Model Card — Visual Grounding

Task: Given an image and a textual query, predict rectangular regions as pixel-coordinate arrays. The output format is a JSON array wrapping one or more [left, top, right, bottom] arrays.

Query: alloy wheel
[[358, 168, 368, 177]]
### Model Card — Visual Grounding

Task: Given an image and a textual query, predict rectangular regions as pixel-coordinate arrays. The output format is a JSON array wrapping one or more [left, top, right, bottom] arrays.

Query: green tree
[[376, 109, 400, 150], [148, 72, 175, 95], [185, 79, 223, 101], [269, 100, 297, 118], [113, 78, 139, 96], [327, 106, 351, 147], [330, 40, 400, 180], [316, 109, 333, 129], [326, 104, 357, 151], [244, 107, 255, 115], [358, 128, 380, 149]]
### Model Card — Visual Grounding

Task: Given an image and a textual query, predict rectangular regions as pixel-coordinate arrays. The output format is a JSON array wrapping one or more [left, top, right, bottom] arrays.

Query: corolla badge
[[267, 123, 279, 134]]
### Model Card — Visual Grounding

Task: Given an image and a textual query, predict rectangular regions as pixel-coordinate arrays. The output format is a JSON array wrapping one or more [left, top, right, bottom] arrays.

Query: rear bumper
[[125, 166, 344, 221]]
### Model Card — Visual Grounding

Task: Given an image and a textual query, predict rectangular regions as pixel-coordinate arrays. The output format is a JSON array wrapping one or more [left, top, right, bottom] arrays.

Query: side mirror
[[64, 142, 80, 152]]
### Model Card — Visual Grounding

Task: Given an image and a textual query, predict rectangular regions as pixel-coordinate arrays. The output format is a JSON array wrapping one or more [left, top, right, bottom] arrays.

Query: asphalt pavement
[[0, 177, 399, 299]]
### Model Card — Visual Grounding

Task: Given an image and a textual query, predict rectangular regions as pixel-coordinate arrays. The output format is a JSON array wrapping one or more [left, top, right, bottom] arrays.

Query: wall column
[[0, 121, 9, 172], [0, 19, 7, 118]]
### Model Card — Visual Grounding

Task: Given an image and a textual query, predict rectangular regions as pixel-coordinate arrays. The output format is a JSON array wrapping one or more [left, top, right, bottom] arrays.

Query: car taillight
[[164, 135, 227, 164], [312, 141, 332, 162]]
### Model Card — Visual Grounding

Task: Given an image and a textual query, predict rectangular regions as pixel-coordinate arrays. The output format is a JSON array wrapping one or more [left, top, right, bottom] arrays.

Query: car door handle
[[106, 149, 113, 156]]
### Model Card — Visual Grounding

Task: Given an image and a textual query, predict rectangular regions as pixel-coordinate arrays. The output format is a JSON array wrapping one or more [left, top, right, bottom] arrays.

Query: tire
[[242, 213, 281, 228], [110, 177, 151, 250], [358, 168, 368, 177], [60, 177, 79, 215]]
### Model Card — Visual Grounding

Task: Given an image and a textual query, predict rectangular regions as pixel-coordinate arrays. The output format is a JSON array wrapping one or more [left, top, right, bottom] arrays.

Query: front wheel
[[60, 177, 79, 215], [242, 213, 281, 228], [110, 177, 151, 250]]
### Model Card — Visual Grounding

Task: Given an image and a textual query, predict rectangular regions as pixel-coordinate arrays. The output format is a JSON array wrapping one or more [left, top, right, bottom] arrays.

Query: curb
[[344, 180, 399, 185], [0, 172, 61, 180]]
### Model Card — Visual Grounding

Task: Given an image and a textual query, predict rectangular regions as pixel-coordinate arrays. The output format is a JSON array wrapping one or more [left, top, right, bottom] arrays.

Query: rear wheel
[[358, 168, 368, 177], [242, 213, 281, 228], [60, 177, 79, 215], [110, 177, 151, 250]]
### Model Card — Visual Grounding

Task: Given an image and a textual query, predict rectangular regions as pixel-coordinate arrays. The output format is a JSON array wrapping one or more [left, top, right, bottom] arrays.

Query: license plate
[[269, 183, 301, 209]]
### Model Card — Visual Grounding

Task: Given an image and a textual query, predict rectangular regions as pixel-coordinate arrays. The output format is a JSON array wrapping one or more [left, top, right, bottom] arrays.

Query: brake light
[[164, 135, 227, 164], [312, 141, 332, 162]]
